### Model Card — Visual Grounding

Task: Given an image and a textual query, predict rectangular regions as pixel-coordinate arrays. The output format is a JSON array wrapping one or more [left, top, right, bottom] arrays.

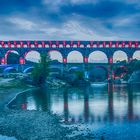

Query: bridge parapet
[[0, 41, 140, 49]]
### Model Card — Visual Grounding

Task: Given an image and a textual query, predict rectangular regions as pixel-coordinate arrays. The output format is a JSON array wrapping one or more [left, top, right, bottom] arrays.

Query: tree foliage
[[74, 71, 84, 80], [127, 59, 140, 74], [31, 53, 50, 86]]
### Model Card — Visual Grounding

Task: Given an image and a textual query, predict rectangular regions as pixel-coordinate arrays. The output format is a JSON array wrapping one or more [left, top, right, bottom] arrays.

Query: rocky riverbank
[[0, 78, 70, 140], [0, 78, 34, 110], [0, 110, 71, 140], [0, 78, 93, 140]]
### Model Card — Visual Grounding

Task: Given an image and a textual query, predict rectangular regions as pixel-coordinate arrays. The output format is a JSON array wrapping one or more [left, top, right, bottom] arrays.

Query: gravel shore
[[0, 110, 71, 140], [0, 79, 70, 140], [0, 78, 94, 140]]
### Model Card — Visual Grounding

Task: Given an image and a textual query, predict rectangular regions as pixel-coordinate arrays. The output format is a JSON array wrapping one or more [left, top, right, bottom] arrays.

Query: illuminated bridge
[[0, 41, 140, 65]]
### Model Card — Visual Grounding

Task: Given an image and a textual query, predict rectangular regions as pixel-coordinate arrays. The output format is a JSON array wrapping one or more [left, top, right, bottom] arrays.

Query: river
[[8, 83, 140, 140]]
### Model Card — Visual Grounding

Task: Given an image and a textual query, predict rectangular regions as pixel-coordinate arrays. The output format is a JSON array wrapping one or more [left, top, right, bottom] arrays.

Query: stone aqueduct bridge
[[0, 40, 140, 65]]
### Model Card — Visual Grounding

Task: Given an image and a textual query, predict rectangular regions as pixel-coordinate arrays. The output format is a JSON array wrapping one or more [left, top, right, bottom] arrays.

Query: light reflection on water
[[8, 84, 140, 140]]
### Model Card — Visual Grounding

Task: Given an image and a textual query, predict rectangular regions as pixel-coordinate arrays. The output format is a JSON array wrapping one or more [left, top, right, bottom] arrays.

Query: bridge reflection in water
[[8, 84, 140, 124]]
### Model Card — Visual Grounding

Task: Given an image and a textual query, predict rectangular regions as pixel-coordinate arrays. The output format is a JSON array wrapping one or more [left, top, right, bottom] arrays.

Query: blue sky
[[1, 0, 140, 40]]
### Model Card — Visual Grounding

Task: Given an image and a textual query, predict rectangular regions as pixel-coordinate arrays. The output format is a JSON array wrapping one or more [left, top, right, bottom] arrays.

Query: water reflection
[[8, 84, 140, 124]]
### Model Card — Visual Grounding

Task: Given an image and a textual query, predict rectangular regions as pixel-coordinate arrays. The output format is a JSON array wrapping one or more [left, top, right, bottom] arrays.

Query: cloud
[[8, 17, 37, 31], [60, 0, 139, 19], [0, 0, 140, 40]]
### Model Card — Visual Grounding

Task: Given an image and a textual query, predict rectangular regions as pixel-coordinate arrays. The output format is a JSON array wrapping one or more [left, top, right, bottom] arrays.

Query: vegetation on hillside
[[114, 59, 140, 80]]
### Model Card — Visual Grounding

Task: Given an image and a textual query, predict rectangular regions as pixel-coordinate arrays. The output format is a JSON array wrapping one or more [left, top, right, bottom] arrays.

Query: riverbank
[[0, 110, 71, 140], [0, 78, 34, 110], [0, 78, 70, 140], [0, 78, 92, 140]]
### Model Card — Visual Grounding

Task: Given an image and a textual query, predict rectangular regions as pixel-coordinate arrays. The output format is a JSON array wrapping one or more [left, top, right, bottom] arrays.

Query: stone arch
[[3, 67, 17, 73], [5, 50, 20, 64], [24, 50, 41, 63], [23, 67, 34, 73], [88, 51, 108, 63], [67, 51, 83, 63], [133, 51, 140, 60], [113, 50, 128, 63], [48, 50, 63, 63]]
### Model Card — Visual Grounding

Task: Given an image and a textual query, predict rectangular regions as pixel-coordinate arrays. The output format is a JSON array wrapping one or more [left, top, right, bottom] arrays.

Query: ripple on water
[[0, 135, 17, 140]]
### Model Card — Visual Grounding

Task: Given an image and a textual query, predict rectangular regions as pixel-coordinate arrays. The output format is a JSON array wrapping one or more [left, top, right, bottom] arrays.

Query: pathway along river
[[8, 84, 140, 140]]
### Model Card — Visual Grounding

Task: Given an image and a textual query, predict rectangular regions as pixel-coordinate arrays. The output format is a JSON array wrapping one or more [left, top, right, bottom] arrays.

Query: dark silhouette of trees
[[31, 53, 50, 86]]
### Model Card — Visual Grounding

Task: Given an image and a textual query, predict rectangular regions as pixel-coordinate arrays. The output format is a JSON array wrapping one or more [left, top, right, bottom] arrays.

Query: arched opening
[[89, 66, 108, 82], [67, 51, 83, 63], [5, 50, 20, 64], [48, 50, 63, 63], [25, 51, 41, 63], [3, 67, 17, 73], [23, 67, 34, 73], [133, 51, 140, 60], [88, 51, 108, 63], [113, 51, 128, 63]]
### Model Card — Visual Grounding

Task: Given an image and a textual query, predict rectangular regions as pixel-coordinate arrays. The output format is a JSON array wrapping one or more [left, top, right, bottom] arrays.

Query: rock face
[[128, 70, 140, 84]]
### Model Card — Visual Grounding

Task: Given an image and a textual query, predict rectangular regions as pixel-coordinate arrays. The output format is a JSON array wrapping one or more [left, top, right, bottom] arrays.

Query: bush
[[74, 71, 84, 80]]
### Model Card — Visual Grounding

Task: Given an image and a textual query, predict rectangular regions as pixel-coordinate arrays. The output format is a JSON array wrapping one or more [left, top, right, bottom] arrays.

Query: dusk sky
[[1, 0, 140, 40]]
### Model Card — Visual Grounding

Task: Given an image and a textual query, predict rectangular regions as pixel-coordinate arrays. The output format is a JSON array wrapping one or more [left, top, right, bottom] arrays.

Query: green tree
[[74, 71, 84, 80], [31, 53, 50, 86]]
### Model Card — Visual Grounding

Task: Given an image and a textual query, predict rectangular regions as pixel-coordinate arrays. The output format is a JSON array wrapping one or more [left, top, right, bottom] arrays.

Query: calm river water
[[8, 84, 140, 140]]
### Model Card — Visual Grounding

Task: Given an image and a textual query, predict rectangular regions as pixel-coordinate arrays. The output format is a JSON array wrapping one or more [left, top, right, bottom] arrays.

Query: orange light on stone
[[109, 57, 113, 64], [78, 41, 80, 47], [8, 41, 11, 48], [103, 41, 106, 47], [135, 42, 139, 48], [42, 41, 45, 47], [115, 42, 119, 48], [22, 104, 27, 110], [109, 41, 112, 48], [84, 57, 88, 63], [129, 41, 132, 48], [90, 41, 93, 47], [122, 41, 125, 47], [63, 58, 67, 63], [1, 58, 5, 64], [20, 57, 25, 64]]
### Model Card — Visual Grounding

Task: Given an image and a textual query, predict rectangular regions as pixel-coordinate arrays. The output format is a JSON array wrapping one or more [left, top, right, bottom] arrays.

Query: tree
[[31, 53, 50, 86], [74, 71, 84, 80]]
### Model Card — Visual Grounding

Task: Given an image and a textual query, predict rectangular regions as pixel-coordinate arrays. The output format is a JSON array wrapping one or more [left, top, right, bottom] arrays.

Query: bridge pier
[[1, 57, 6, 65], [128, 57, 133, 63], [83, 57, 89, 79], [63, 58, 68, 71], [19, 57, 25, 65], [108, 57, 114, 83]]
